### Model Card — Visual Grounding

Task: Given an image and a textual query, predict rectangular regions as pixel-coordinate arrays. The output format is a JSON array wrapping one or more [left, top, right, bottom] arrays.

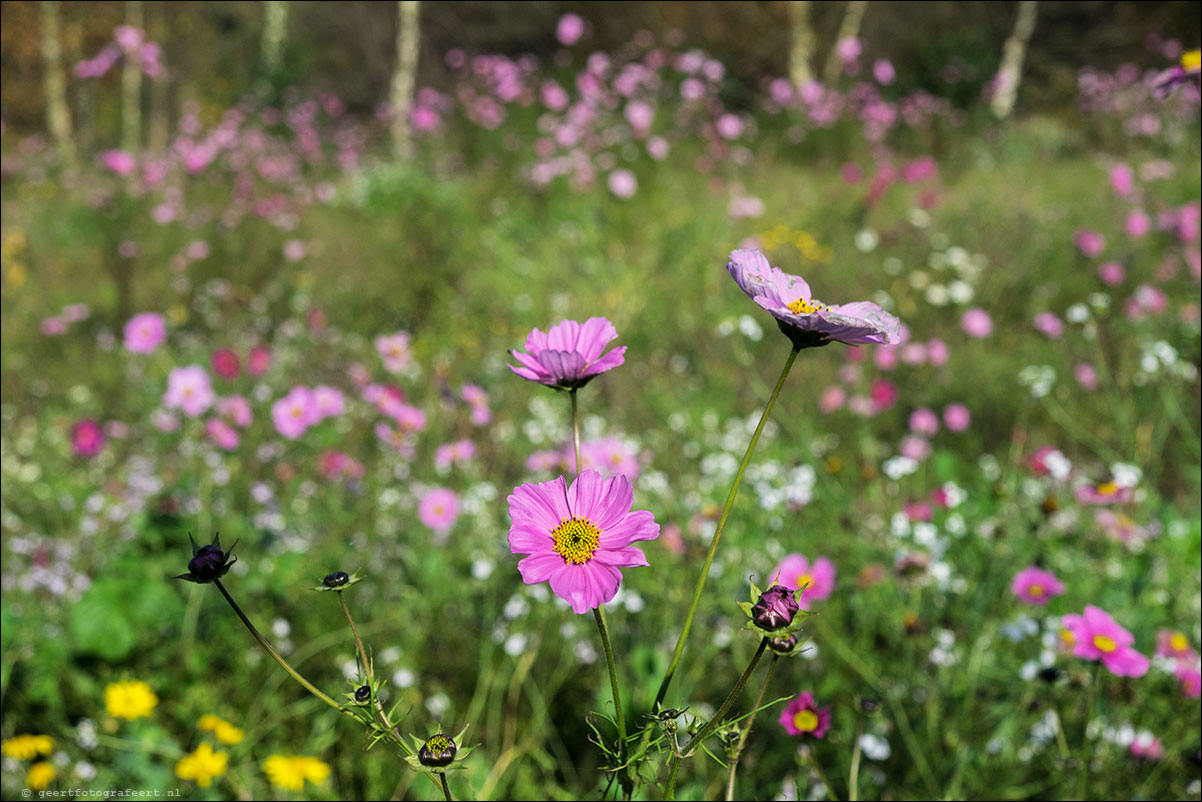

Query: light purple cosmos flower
[[124, 312, 167, 354], [163, 366, 215, 418], [726, 249, 901, 347], [272, 386, 318, 439], [1011, 566, 1064, 605], [419, 487, 461, 533], [509, 318, 627, 390], [508, 471, 658, 614]]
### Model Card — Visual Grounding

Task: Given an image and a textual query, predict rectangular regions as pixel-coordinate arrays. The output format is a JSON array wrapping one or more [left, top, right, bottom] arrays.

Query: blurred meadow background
[[1, 1, 1200, 799]]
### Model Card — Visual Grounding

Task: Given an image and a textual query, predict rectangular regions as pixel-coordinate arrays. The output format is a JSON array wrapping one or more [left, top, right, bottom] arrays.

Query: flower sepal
[[403, 725, 476, 774], [174, 532, 238, 583], [775, 319, 833, 350], [311, 570, 366, 592]]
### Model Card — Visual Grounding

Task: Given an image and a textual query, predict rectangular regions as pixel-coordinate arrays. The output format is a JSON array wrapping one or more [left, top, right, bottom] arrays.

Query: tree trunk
[[147, 1, 170, 153], [787, 1, 815, 87], [390, 1, 421, 159], [822, 0, 868, 85], [991, 0, 1038, 120], [40, 0, 74, 165], [122, 0, 144, 153], [261, 1, 289, 76]]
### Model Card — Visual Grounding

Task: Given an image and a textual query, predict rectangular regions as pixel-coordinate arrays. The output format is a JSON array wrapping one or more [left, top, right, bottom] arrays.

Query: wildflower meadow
[[1, 2, 1200, 800]]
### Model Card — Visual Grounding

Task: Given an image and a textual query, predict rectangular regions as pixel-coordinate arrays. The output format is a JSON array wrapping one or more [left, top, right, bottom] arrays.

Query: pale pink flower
[[961, 308, 992, 338], [124, 312, 167, 354], [217, 395, 253, 428], [608, 169, 638, 200], [509, 318, 626, 390], [272, 387, 318, 439], [900, 435, 931, 461], [943, 403, 971, 432], [312, 386, 345, 419], [908, 408, 939, 437], [873, 58, 896, 85], [556, 13, 585, 46], [419, 487, 461, 533], [1098, 261, 1124, 285], [434, 439, 476, 470], [819, 386, 846, 414], [375, 331, 412, 374], [205, 419, 239, 450], [1033, 312, 1064, 339], [1126, 209, 1150, 239], [163, 366, 215, 418], [1110, 163, 1134, 197], [1073, 229, 1106, 258], [1075, 363, 1099, 390]]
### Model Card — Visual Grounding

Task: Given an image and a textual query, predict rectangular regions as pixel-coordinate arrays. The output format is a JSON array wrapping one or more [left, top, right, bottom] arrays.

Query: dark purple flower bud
[[188, 545, 228, 582], [768, 633, 799, 653], [418, 733, 457, 768], [323, 571, 350, 588], [751, 584, 798, 631], [354, 685, 371, 703]]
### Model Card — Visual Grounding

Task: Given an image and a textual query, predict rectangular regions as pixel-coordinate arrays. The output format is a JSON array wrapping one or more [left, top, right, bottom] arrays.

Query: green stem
[[664, 638, 769, 800], [440, 772, 454, 801], [848, 721, 863, 802], [340, 593, 415, 757], [655, 344, 800, 709], [804, 744, 839, 802], [594, 608, 630, 779], [725, 654, 780, 800], [214, 579, 347, 713], [570, 388, 582, 476], [1078, 664, 1100, 798]]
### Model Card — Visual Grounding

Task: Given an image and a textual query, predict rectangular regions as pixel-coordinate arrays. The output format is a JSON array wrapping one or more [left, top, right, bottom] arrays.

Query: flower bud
[[354, 685, 371, 703], [174, 533, 238, 584], [751, 584, 798, 631], [768, 633, 799, 653], [323, 571, 350, 588], [418, 733, 457, 768]]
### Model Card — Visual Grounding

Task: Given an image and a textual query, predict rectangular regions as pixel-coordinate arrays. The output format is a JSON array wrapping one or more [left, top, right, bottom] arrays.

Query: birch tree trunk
[[822, 0, 868, 85], [40, 0, 74, 164], [390, 1, 421, 159], [261, 1, 289, 76], [991, 0, 1038, 120], [787, 1, 815, 87], [147, 2, 170, 153], [122, 0, 144, 153]]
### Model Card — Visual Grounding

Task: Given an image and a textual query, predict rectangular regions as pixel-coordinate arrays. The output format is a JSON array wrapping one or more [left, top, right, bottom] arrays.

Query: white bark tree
[[122, 0, 144, 153], [787, 1, 815, 87], [40, 0, 74, 164], [261, 1, 289, 76], [822, 0, 868, 85], [390, 1, 421, 159], [991, 0, 1038, 119]]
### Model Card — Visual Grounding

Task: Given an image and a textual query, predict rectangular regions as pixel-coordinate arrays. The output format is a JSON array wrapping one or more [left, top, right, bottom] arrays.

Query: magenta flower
[[1060, 605, 1150, 677], [727, 250, 901, 347], [961, 308, 993, 338], [124, 312, 167, 354], [1010, 566, 1064, 605], [205, 419, 239, 450], [556, 13, 585, 46], [164, 366, 215, 418], [211, 348, 240, 380], [247, 346, 272, 376], [70, 419, 106, 458], [271, 387, 317, 439], [943, 403, 971, 432], [1156, 629, 1196, 660], [771, 553, 836, 604], [509, 318, 627, 391], [216, 395, 253, 428], [908, 407, 939, 437], [1129, 733, 1164, 762], [507, 471, 659, 614], [1176, 665, 1201, 698], [419, 488, 461, 533], [1075, 480, 1133, 505], [778, 692, 831, 738], [1073, 229, 1106, 258]]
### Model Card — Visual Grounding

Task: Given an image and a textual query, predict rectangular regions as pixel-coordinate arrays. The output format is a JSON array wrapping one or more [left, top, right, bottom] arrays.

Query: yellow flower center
[[796, 573, 813, 591], [1093, 635, 1117, 653], [1028, 584, 1045, 597], [1059, 628, 1075, 646], [1096, 481, 1118, 496], [786, 297, 829, 315], [793, 709, 819, 732], [551, 516, 601, 565], [1183, 49, 1201, 71], [426, 735, 453, 753], [1170, 633, 1189, 652]]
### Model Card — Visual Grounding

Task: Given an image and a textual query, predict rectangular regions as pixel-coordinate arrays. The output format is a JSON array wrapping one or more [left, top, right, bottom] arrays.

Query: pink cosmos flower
[[247, 346, 272, 376], [873, 58, 896, 85], [71, 419, 105, 457], [419, 487, 461, 533], [1027, 445, 1071, 479], [1155, 629, 1196, 660], [205, 418, 239, 450], [927, 338, 949, 366], [509, 318, 627, 390], [507, 471, 659, 614], [1060, 605, 1150, 677], [726, 249, 901, 347], [1126, 209, 1150, 239], [1075, 363, 1099, 391], [1177, 665, 1201, 698], [392, 402, 427, 433], [1073, 229, 1105, 258], [318, 450, 365, 480], [870, 378, 898, 413], [434, 439, 476, 470], [556, 13, 585, 46], [1098, 261, 1124, 286], [374, 422, 416, 458], [961, 308, 993, 338], [217, 395, 253, 428], [312, 385, 345, 419], [608, 169, 638, 200], [575, 437, 641, 481], [376, 331, 412, 374], [1110, 163, 1134, 197], [819, 385, 846, 414], [1094, 510, 1147, 545], [900, 435, 931, 462], [211, 348, 240, 380], [461, 383, 492, 425], [124, 312, 167, 354], [908, 408, 939, 437], [164, 366, 215, 418], [1033, 312, 1064, 339], [1129, 733, 1164, 762], [272, 387, 318, 439], [41, 316, 68, 336], [1075, 480, 1133, 505], [100, 149, 137, 176], [771, 554, 835, 604], [1011, 566, 1064, 605], [943, 403, 971, 432], [779, 692, 831, 738]]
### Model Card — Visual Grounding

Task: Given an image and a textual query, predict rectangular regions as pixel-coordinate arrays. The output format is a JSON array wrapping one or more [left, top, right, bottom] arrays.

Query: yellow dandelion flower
[[263, 755, 331, 792], [104, 680, 158, 721], [1183, 49, 1201, 72], [212, 720, 245, 745], [175, 742, 228, 788], [197, 714, 222, 731], [1, 734, 55, 760], [27, 761, 55, 791]]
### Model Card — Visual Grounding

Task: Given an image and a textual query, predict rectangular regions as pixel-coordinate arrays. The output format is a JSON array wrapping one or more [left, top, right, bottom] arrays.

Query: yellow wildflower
[[198, 714, 244, 745], [27, 761, 56, 791], [175, 742, 228, 788], [263, 755, 331, 792], [104, 680, 158, 721], [197, 714, 222, 731], [1, 734, 54, 760]]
